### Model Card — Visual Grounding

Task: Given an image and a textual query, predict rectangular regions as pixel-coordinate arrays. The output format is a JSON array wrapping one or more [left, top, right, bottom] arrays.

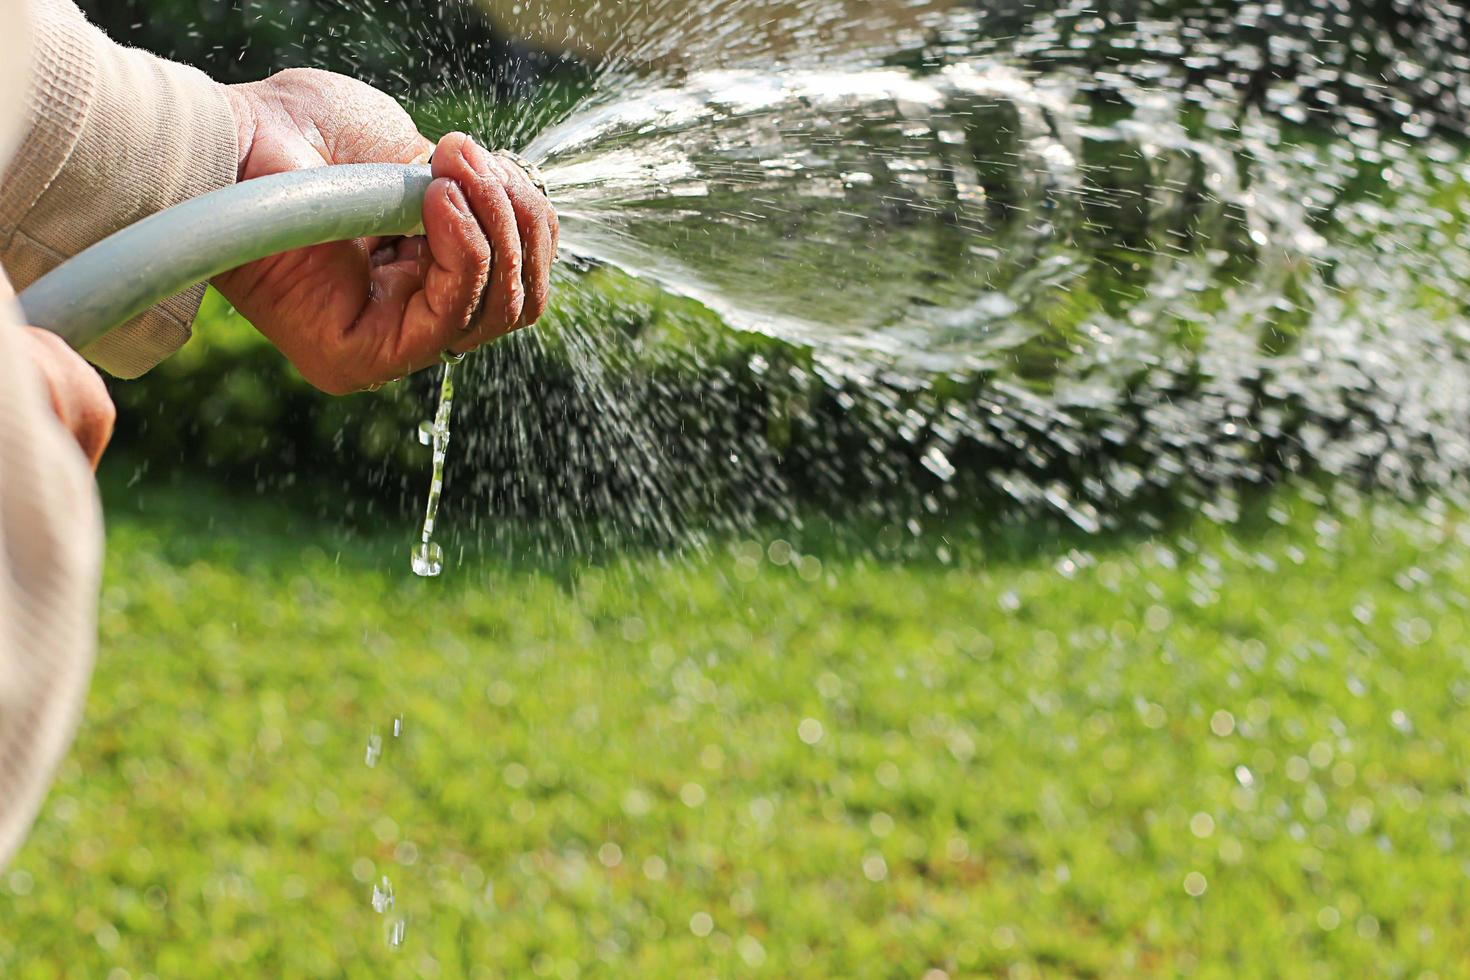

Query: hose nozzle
[[493, 150, 548, 199]]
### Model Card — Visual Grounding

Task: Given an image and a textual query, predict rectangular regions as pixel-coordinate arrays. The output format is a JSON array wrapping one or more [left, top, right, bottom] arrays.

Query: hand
[[20, 328, 115, 470], [215, 69, 558, 395]]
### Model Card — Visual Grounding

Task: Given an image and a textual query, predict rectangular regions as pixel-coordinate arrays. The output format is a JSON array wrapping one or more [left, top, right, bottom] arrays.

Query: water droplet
[[364, 731, 382, 768], [920, 445, 955, 481], [410, 541, 444, 578], [371, 876, 394, 914], [862, 853, 889, 882]]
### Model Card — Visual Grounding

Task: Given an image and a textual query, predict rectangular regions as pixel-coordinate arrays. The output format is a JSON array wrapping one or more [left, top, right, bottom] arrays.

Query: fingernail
[[464, 137, 494, 172], [446, 182, 470, 215]]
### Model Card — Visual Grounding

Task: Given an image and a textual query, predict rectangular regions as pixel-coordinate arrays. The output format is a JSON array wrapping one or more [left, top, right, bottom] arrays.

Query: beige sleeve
[[0, 0, 238, 379], [0, 282, 104, 871]]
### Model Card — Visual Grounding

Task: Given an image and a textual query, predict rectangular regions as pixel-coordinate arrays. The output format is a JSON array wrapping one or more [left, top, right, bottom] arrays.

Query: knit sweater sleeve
[[0, 0, 238, 378], [0, 0, 103, 871]]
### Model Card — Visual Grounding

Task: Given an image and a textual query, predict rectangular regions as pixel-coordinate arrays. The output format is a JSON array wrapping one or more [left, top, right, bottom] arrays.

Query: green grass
[[2, 476, 1470, 977]]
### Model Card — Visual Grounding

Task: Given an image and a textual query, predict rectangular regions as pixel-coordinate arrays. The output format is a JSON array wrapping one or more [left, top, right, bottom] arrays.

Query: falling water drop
[[411, 357, 458, 578], [371, 875, 395, 914], [372, 875, 406, 949], [410, 541, 444, 578], [364, 730, 382, 768]]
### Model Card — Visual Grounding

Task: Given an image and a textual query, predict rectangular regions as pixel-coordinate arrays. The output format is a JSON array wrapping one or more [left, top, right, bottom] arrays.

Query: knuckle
[[504, 285, 525, 324], [471, 233, 492, 266], [474, 261, 491, 297]]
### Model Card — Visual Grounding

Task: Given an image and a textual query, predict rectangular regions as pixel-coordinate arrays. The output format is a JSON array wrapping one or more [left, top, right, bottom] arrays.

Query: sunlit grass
[[1, 477, 1468, 976]]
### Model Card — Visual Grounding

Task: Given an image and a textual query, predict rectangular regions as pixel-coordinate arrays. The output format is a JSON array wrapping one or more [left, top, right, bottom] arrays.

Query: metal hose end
[[493, 149, 549, 199]]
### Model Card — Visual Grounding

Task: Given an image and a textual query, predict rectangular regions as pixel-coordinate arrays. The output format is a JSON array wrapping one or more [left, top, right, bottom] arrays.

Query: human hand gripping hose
[[17, 153, 550, 578]]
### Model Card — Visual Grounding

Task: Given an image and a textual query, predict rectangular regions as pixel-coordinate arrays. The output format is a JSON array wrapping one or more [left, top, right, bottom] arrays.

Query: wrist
[[222, 83, 259, 183]]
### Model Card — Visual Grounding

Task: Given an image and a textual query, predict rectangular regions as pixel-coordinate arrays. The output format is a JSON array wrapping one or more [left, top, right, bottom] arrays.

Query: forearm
[[0, 0, 237, 378]]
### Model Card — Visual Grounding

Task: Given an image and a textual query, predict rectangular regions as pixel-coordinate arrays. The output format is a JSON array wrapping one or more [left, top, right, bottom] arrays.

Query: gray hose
[[16, 163, 433, 350]]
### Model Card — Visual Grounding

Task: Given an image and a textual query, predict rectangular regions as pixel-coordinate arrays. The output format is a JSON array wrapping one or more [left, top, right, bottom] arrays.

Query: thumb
[[21, 328, 115, 469]]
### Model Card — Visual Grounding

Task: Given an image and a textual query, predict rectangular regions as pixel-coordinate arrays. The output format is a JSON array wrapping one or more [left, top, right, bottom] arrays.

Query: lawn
[[1, 474, 1468, 977]]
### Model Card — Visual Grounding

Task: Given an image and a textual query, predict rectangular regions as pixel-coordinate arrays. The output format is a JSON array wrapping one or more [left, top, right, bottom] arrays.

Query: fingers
[[488, 154, 558, 329], [432, 133, 524, 351], [418, 178, 492, 337], [21, 328, 116, 469], [343, 177, 493, 388]]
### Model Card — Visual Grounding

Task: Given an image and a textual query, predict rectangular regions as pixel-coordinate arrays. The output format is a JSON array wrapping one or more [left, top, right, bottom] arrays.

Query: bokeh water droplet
[[371, 875, 394, 914]]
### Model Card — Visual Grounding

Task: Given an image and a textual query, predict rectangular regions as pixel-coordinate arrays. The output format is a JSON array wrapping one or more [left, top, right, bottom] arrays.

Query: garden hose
[[16, 163, 437, 351]]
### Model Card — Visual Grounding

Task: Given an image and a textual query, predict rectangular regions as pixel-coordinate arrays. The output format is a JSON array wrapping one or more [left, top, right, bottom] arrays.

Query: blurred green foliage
[[75, 0, 552, 94], [2, 477, 1469, 974], [106, 289, 430, 499]]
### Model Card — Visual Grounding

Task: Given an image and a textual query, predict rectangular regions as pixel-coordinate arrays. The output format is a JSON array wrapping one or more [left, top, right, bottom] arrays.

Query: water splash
[[528, 63, 1120, 372], [391, 1, 1470, 558], [451, 8, 1470, 539]]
